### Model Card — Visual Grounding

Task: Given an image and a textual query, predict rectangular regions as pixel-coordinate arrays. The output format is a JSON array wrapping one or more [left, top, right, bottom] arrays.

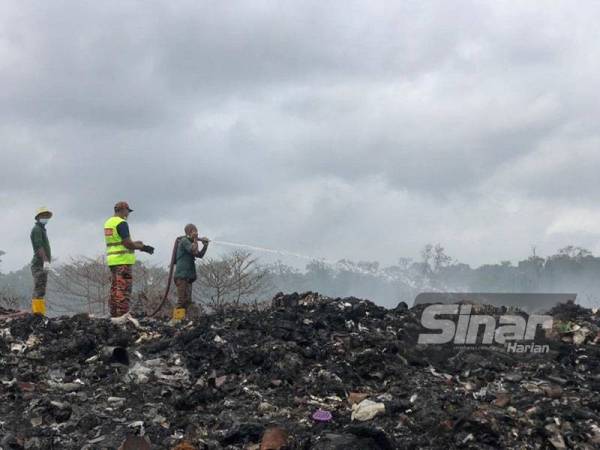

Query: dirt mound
[[1, 292, 600, 449]]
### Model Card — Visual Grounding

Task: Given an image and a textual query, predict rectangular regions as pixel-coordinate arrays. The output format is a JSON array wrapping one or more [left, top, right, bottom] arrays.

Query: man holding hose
[[104, 201, 154, 317], [172, 223, 209, 321]]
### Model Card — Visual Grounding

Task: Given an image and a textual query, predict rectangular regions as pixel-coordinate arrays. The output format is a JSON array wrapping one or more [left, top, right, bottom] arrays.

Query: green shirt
[[174, 237, 197, 281], [31, 222, 51, 266]]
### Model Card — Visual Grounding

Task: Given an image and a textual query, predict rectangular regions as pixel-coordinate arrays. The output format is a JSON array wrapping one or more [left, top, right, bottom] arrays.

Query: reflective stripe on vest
[[104, 216, 136, 266]]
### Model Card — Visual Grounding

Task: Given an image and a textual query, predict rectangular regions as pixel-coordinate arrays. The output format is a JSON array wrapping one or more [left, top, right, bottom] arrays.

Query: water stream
[[211, 240, 335, 264]]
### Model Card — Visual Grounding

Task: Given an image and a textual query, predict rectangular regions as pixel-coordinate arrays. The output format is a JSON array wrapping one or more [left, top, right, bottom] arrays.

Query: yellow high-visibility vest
[[104, 216, 136, 266]]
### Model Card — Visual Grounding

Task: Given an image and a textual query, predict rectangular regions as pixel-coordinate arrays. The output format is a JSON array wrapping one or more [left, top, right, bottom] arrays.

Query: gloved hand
[[43, 261, 51, 272], [141, 245, 155, 255], [200, 237, 210, 244]]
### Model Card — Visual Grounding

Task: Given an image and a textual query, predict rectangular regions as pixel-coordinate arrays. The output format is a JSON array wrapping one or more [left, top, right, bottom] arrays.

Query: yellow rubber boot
[[172, 307, 186, 321], [32, 298, 46, 316]]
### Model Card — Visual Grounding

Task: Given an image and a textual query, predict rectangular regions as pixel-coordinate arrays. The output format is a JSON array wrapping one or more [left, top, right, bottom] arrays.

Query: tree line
[[1, 244, 600, 315]]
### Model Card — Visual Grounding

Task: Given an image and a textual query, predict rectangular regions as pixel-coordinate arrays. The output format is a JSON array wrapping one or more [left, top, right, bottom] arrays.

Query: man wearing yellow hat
[[104, 201, 154, 317], [30, 207, 53, 314]]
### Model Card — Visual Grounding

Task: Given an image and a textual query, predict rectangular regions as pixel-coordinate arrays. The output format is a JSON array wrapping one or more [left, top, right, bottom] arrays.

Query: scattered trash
[[348, 392, 369, 405], [111, 312, 142, 329], [312, 409, 333, 422], [492, 393, 511, 407], [88, 435, 106, 444], [351, 399, 386, 421], [170, 442, 196, 450], [258, 401, 276, 413], [101, 345, 130, 366], [260, 425, 289, 450], [1, 292, 600, 448], [118, 434, 152, 450]]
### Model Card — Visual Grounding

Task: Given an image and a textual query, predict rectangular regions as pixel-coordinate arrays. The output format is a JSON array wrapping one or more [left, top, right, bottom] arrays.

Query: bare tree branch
[[194, 250, 271, 313]]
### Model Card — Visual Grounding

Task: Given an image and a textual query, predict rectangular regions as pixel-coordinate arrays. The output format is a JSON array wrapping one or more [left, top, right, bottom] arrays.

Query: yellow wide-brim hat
[[35, 206, 53, 219]]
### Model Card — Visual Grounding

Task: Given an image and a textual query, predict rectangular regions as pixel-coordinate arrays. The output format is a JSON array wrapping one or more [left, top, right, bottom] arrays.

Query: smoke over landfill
[[4, 243, 600, 315]]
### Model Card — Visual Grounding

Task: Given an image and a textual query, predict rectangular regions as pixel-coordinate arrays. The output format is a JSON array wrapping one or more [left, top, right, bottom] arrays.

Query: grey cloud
[[1, 1, 600, 272]]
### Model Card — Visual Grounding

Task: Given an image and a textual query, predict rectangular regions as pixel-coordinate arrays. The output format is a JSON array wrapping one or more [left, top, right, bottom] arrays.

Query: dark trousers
[[109, 265, 133, 317], [31, 263, 48, 298]]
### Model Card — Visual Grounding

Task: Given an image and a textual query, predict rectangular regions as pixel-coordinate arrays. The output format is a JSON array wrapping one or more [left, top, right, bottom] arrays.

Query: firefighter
[[172, 223, 209, 321], [30, 207, 53, 315], [104, 201, 154, 317]]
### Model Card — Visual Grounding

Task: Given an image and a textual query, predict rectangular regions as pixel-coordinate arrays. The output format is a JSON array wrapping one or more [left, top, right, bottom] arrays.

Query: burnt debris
[[1, 292, 600, 449]]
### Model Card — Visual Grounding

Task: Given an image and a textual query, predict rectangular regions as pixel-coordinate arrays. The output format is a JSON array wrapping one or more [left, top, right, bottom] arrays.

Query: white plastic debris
[[49, 382, 82, 392], [127, 363, 152, 384], [589, 423, 600, 444], [110, 312, 141, 329], [10, 343, 24, 353], [351, 399, 386, 421], [573, 327, 591, 345], [377, 393, 393, 402], [462, 434, 475, 444], [26, 335, 40, 347], [128, 420, 145, 436]]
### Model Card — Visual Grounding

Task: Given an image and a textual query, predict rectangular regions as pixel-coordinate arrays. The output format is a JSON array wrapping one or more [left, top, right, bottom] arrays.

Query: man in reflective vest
[[104, 201, 154, 317]]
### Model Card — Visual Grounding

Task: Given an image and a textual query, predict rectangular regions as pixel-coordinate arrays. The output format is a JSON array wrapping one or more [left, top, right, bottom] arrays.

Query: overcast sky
[[2, 0, 600, 272]]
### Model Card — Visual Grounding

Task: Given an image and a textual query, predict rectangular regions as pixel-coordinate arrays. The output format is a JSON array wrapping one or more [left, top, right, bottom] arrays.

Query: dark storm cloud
[[1, 0, 600, 271]]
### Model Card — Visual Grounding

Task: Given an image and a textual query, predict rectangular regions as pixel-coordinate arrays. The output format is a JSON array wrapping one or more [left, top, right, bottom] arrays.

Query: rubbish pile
[[2, 292, 600, 449]]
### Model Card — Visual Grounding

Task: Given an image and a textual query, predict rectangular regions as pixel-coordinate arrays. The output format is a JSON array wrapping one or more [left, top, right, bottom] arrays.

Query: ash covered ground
[[2, 293, 600, 449]]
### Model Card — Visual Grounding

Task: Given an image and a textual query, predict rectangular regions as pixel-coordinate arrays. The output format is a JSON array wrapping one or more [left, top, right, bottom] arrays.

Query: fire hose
[[148, 236, 182, 317]]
